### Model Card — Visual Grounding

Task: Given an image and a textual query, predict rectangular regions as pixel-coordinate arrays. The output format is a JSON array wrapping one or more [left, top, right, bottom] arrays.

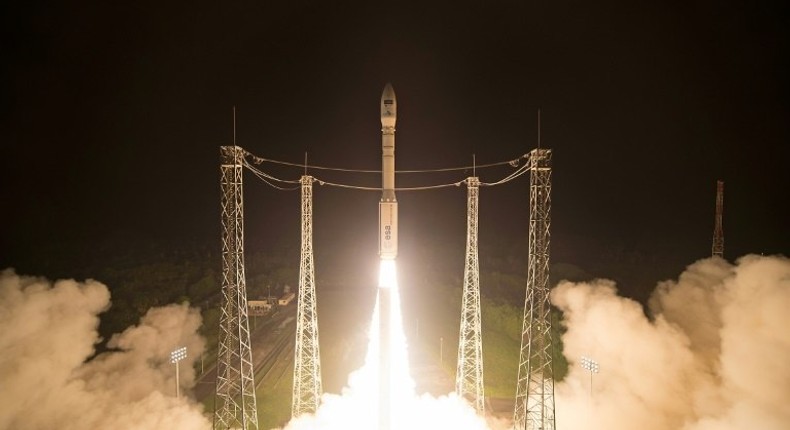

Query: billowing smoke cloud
[[6, 254, 786, 430], [281, 255, 790, 430], [0, 269, 210, 430], [552, 255, 790, 430]]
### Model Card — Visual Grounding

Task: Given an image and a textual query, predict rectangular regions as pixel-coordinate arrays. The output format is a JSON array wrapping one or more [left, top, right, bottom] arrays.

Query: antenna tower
[[712, 180, 724, 258], [215, 145, 259, 429], [292, 175, 323, 417], [456, 176, 485, 415], [514, 148, 554, 430]]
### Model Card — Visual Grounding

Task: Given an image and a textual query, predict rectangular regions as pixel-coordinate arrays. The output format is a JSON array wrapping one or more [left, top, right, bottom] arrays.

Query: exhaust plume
[[4, 254, 786, 430], [552, 255, 790, 430], [0, 269, 210, 430]]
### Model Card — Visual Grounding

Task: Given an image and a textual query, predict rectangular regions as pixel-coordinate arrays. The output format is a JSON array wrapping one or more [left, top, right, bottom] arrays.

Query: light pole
[[580, 356, 599, 398], [170, 346, 187, 398]]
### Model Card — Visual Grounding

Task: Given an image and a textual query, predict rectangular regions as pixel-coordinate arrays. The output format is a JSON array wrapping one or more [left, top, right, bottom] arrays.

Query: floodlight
[[581, 356, 600, 398], [171, 346, 187, 398]]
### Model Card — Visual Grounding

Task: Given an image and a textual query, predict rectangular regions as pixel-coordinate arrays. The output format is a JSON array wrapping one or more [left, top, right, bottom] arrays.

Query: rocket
[[378, 83, 396, 430], [379, 83, 398, 260]]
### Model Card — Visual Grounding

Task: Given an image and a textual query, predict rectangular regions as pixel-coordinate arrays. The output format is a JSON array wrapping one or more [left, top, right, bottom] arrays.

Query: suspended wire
[[479, 162, 531, 186], [247, 171, 300, 191], [243, 159, 301, 184], [243, 159, 301, 191], [241, 149, 535, 191], [298, 164, 526, 192], [314, 179, 465, 191], [244, 150, 528, 174]]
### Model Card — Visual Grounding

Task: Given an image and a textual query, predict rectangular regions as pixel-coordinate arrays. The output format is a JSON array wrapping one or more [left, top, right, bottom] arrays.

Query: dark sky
[[2, 0, 788, 294]]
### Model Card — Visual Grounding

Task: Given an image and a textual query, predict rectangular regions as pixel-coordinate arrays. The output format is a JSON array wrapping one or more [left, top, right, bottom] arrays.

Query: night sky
[[2, 1, 788, 297]]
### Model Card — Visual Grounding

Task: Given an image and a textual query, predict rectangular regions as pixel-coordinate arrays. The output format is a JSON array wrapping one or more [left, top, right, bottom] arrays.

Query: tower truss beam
[[292, 175, 323, 417], [215, 145, 259, 430], [514, 148, 554, 430], [456, 176, 485, 415], [712, 180, 724, 258]]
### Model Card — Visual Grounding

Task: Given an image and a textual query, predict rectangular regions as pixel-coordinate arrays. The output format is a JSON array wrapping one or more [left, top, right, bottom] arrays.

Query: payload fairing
[[379, 83, 398, 260]]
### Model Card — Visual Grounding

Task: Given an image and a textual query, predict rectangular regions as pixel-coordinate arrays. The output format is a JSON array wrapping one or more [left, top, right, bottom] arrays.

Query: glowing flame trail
[[283, 260, 491, 430], [375, 260, 413, 429]]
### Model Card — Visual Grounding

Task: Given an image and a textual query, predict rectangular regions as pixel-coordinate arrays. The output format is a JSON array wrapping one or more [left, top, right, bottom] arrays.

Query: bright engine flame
[[283, 260, 491, 430], [374, 258, 412, 427], [378, 259, 397, 289]]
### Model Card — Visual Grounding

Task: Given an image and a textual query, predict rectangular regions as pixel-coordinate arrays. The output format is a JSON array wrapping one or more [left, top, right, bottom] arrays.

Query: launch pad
[[214, 84, 553, 430]]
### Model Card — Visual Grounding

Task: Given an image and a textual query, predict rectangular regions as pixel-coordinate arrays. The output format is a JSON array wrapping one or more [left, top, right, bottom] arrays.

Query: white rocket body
[[379, 83, 398, 260]]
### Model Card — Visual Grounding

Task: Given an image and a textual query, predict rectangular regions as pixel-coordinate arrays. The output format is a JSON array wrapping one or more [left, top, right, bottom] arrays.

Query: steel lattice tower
[[456, 176, 485, 415], [712, 180, 724, 258], [214, 145, 259, 430], [292, 175, 323, 417], [514, 148, 554, 430]]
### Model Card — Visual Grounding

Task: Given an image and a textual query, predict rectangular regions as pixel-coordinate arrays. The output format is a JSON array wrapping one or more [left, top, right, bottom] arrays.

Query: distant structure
[[292, 175, 323, 417], [712, 180, 724, 258], [279, 291, 296, 306], [456, 176, 485, 415], [248, 300, 273, 316], [514, 148, 555, 430], [215, 145, 259, 430]]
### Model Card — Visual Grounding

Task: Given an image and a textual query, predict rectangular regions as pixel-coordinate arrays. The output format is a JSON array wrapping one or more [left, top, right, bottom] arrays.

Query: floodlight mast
[[580, 356, 599, 398], [171, 347, 187, 399], [712, 180, 724, 258]]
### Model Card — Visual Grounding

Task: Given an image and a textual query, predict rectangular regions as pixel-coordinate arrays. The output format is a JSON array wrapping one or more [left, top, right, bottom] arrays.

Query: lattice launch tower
[[215, 145, 259, 430], [456, 176, 485, 415], [292, 175, 323, 417], [514, 148, 554, 430]]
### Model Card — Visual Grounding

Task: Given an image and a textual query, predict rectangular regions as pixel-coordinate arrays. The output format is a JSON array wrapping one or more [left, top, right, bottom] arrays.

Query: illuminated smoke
[[6, 252, 785, 430], [285, 255, 790, 430], [552, 255, 790, 430], [0, 269, 210, 430]]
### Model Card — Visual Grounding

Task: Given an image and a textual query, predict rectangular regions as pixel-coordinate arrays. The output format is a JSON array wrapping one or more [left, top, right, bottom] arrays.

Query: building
[[278, 292, 296, 306], [248, 300, 272, 316]]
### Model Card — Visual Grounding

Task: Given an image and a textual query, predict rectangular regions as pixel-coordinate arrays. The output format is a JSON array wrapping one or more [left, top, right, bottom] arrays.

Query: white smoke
[[282, 255, 790, 430], [5, 253, 786, 430], [552, 254, 790, 430], [0, 269, 210, 430]]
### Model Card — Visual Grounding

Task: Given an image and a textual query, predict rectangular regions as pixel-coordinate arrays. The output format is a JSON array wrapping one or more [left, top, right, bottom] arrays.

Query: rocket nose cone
[[381, 83, 396, 101], [381, 83, 397, 124]]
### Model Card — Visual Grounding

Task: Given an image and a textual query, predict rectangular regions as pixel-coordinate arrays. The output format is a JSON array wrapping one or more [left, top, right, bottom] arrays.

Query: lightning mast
[[292, 175, 323, 417], [456, 176, 485, 415], [215, 145, 259, 430], [712, 180, 724, 258], [514, 148, 554, 430]]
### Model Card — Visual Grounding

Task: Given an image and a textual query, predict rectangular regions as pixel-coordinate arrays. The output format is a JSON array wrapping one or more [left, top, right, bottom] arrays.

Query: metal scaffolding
[[514, 148, 554, 430], [456, 176, 485, 415], [214, 145, 259, 430], [292, 175, 323, 417], [712, 180, 724, 258]]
